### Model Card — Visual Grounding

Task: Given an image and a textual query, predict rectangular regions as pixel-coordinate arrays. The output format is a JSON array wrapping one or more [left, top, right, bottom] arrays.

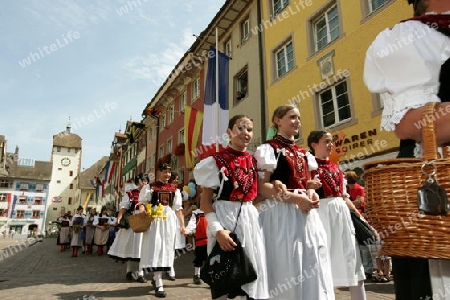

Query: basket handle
[[422, 102, 439, 161]]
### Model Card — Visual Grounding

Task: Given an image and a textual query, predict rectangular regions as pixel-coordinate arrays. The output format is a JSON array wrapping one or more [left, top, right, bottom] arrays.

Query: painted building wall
[[260, 0, 410, 168], [224, 1, 263, 153], [9, 180, 49, 236]]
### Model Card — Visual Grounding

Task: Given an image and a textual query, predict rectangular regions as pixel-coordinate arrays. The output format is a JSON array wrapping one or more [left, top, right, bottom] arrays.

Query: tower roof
[[53, 132, 82, 148]]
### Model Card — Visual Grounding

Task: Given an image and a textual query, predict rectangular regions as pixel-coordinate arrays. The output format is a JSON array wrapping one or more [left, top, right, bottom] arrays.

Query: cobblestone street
[[0, 237, 395, 299]]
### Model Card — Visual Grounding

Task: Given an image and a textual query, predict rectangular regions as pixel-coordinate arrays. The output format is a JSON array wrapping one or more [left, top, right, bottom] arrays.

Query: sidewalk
[[0, 237, 395, 299]]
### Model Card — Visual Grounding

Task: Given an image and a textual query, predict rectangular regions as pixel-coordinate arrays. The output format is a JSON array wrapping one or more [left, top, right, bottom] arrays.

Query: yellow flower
[[146, 203, 168, 220]]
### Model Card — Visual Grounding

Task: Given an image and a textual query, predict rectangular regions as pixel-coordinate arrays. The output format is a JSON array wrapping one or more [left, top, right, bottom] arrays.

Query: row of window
[[0, 180, 13, 188], [15, 183, 47, 192], [16, 196, 45, 205], [54, 146, 79, 153], [0, 194, 46, 205], [267, 1, 387, 128], [12, 210, 43, 219], [270, 0, 389, 24]]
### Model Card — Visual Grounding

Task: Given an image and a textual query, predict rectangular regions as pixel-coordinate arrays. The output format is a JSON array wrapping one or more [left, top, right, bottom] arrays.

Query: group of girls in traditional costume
[[194, 106, 367, 300]]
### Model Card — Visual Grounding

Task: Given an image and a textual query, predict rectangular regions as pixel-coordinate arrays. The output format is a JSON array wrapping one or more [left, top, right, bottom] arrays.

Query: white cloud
[[120, 28, 196, 86]]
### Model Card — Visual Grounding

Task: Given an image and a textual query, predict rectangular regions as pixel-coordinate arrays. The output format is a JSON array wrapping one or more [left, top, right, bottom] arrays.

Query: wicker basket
[[127, 212, 152, 233], [364, 102, 450, 259]]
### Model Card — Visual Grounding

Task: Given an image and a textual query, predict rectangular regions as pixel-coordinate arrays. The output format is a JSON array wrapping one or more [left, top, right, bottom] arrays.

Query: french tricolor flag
[[200, 46, 229, 159]]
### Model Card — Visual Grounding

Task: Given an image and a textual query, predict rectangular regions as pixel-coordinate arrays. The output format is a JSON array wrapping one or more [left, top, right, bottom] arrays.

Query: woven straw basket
[[364, 102, 450, 259], [127, 212, 152, 233]]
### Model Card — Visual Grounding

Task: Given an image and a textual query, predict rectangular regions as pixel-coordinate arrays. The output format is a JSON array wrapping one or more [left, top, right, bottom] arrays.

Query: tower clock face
[[61, 157, 71, 167]]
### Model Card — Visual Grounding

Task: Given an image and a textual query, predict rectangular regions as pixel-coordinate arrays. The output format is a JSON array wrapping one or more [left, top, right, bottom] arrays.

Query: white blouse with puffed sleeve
[[364, 20, 450, 131]]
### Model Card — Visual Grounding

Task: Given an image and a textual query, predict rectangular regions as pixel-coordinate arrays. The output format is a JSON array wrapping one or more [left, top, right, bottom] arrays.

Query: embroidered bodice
[[212, 146, 257, 202], [267, 135, 309, 189], [149, 181, 177, 206], [312, 157, 344, 198], [126, 189, 141, 210]]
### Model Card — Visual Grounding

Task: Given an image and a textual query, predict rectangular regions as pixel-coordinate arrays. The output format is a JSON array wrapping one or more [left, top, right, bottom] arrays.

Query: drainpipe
[[152, 115, 160, 180], [257, 0, 267, 142]]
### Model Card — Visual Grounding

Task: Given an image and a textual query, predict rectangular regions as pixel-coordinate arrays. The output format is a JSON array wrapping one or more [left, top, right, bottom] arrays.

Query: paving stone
[[0, 237, 394, 299]]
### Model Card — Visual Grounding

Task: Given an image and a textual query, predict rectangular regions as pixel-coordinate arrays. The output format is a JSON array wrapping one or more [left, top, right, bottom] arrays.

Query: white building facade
[[46, 125, 82, 223]]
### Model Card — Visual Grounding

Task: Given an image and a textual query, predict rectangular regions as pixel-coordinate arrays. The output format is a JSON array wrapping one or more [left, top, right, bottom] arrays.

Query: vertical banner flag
[[184, 106, 204, 168], [103, 161, 116, 184], [103, 161, 111, 183], [201, 46, 229, 159], [115, 149, 123, 193], [91, 177, 104, 198]]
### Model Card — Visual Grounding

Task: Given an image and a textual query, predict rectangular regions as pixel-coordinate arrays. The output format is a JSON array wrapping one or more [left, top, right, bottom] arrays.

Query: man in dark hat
[[364, 0, 450, 299]]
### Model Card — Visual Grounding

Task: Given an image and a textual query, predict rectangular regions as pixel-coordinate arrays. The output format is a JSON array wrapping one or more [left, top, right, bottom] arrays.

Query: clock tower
[[46, 122, 82, 223]]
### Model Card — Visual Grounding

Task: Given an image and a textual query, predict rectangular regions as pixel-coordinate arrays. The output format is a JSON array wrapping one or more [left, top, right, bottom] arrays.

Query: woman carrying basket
[[108, 174, 148, 283], [364, 0, 450, 298], [138, 163, 185, 298]]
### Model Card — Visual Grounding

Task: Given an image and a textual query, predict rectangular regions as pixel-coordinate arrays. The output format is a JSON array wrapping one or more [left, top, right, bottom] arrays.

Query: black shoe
[[126, 272, 133, 281], [137, 276, 147, 283], [167, 275, 175, 281], [193, 275, 201, 285], [155, 288, 167, 298]]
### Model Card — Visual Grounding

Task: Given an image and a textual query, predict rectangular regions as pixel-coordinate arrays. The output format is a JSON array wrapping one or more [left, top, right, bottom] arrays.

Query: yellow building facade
[[260, 0, 412, 169]]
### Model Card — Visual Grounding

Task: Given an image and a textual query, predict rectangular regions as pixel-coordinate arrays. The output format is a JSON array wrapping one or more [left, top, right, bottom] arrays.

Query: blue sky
[[0, 0, 225, 170]]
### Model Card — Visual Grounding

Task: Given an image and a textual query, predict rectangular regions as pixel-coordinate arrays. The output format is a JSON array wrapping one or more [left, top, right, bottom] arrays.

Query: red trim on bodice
[[149, 181, 177, 206], [126, 189, 141, 207], [312, 157, 344, 198], [404, 14, 450, 34], [212, 146, 257, 202], [268, 135, 309, 189]]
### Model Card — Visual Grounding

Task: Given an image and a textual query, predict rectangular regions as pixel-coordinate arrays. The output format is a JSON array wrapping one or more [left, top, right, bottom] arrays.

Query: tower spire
[[66, 117, 71, 134]]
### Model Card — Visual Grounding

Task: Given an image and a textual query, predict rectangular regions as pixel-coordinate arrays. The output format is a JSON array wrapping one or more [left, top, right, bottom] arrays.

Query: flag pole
[[215, 27, 219, 152]]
